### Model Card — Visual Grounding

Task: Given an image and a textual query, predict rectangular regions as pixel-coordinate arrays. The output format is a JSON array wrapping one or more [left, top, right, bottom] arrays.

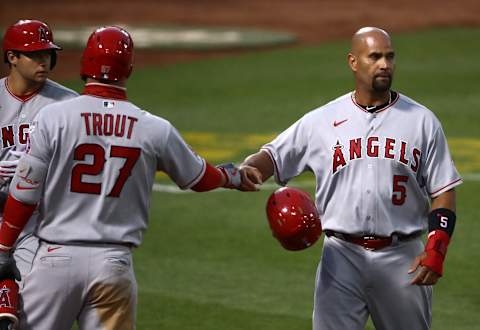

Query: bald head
[[348, 27, 395, 101], [351, 27, 391, 55]]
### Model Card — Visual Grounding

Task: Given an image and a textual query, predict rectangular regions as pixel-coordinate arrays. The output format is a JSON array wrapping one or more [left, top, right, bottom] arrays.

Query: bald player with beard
[[239, 27, 461, 329]]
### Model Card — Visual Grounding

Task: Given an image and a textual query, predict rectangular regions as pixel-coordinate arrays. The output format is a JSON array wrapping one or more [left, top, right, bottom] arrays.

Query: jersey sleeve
[[261, 117, 310, 185], [156, 125, 206, 190], [26, 110, 54, 164], [424, 125, 463, 198]]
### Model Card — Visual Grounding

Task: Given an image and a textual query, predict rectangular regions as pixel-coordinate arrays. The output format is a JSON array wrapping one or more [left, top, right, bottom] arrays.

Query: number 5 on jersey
[[392, 175, 408, 206], [71, 143, 141, 197]]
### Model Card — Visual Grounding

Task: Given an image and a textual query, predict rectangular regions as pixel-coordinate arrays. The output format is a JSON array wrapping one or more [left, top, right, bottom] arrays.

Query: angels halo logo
[[38, 27, 48, 42]]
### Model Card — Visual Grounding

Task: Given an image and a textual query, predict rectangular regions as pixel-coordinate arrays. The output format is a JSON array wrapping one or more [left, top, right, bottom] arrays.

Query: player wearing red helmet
[[0, 19, 77, 329], [2, 20, 62, 87], [0, 26, 247, 329], [80, 26, 134, 82]]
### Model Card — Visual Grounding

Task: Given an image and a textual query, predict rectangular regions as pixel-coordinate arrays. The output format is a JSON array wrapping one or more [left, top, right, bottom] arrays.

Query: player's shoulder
[[128, 105, 175, 131], [35, 93, 80, 116], [396, 92, 441, 122], [143, 110, 174, 130], [396, 93, 429, 110], [0, 77, 7, 93], [42, 79, 79, 100]]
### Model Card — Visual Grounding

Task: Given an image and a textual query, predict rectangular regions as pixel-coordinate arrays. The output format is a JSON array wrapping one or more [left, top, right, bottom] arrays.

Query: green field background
[[64, 27, 480, 329]]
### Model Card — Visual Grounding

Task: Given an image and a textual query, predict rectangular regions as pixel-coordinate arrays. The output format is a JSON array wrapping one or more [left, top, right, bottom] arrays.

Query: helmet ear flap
[[50, 50, 57, 70]]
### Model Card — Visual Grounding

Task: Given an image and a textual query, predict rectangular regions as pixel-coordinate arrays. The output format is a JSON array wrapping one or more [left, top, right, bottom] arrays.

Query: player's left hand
[[408, 252, 441, 285]]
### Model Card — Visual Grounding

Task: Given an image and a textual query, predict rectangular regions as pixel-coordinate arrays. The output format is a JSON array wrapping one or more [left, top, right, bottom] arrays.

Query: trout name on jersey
[[1, 124, 31, 149], [332, 137, 421, 174], [81, 112, 138, 139]]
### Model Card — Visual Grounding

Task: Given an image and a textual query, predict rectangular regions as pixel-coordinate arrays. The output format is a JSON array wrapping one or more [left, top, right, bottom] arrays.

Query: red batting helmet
[[266, 187, 322, 251], [3, 19, 61, 64], [80, 26, 134, 82]]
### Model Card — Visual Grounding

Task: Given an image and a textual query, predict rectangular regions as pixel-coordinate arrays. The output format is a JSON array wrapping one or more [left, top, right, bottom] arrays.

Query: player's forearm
[[0, 154, 47, 250], [241, 150, 274, 182], [0, 195, 36, 250], [418, 188, 457, 277], [191, 162, 242, 191], [431, 189, 456, 212], [191, 162, 227, 192]]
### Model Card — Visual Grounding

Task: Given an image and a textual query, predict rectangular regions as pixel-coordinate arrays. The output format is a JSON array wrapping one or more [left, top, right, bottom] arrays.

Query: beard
[[372, 74, 392, 92]]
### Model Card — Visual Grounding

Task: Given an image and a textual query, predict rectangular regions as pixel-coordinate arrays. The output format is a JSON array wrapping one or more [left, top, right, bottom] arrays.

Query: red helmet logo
[[266, 187, 322, 251], [80, 26, 134, 82], [38, 26, 48, 43]]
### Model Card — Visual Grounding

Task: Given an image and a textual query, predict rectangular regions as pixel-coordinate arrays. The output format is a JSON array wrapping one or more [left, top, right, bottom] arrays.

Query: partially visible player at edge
[[0, 19, 78, 328], [239, 27, 462, 329], [0, 26, 247, 330]]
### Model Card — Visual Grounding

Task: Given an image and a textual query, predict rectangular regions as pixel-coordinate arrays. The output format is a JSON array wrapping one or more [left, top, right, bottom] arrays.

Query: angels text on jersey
[[332, 136, 421, 174], [1, 124, 32, 149]]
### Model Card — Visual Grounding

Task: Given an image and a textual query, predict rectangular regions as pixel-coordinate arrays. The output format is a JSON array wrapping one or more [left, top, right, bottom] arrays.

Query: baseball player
[[0, 26, 245, 330], [239, 27, 462, 330], [0, 19, 77, 328], [0, 18, 78, 271]]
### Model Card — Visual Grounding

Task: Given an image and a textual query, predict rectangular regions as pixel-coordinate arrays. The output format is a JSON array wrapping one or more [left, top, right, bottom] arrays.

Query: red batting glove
[[420, 230, 450, 276]]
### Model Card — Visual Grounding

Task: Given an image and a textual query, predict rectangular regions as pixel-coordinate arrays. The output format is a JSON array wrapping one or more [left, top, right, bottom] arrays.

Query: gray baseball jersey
[[15, 84, 206, 329], [0, 77, 77, 277], [0, 78, 78, 161], [262, 92, 462, 236], [262, 91, 462, 330], [26, 88, 205, 247]]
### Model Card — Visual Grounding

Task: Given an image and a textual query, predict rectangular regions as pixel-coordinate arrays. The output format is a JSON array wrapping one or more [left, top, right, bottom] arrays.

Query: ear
[[347, 53, 357, 72], [6, 51, 19, 66]]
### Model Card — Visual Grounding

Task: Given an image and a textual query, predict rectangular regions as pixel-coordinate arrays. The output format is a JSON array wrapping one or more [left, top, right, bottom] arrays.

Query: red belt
[[324, 230, 422, 251]]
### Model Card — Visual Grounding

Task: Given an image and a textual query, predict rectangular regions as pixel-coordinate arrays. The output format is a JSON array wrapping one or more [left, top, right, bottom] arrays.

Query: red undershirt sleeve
[[0, 194, 36, 250], [191, 162, 225, 192]]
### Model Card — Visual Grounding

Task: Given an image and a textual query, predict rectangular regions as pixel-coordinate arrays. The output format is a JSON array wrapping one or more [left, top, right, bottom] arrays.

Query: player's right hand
[[239, 165, 263, 191], [408, 252, 441, 286]]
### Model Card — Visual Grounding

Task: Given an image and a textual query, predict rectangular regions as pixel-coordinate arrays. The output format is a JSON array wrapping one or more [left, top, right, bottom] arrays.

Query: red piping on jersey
[[350, 91, 399, 114], [83, 83, 127, 100], [429, 178, 463, 197], [5, 77, 41, 102], [179, 159, 206, 190]]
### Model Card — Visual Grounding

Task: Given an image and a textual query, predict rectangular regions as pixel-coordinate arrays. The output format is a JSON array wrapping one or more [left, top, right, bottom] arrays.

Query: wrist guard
[[217, 163, 241, 189], [428, 208, 456, 237], [421, 208, 456, 276]]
